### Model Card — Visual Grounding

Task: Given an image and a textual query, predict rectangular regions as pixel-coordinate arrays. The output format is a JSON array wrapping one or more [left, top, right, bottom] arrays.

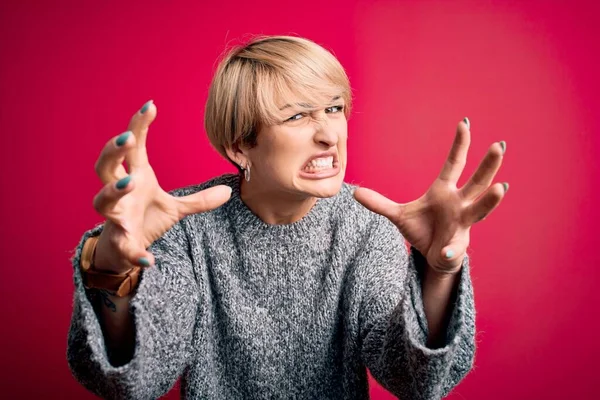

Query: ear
[[224, 142, 250, 169]]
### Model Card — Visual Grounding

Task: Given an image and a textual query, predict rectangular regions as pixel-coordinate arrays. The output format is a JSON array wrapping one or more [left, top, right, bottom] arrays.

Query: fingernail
[[138, 257, 150, 267], [445, 249, 455, 259], [140, 100, 153, 114], [502, 182, 509, 193], [116, 131, 132, 147], [499, 141, 506, 154], [463, 117, 470, 130], [115, 175, 131, 190]]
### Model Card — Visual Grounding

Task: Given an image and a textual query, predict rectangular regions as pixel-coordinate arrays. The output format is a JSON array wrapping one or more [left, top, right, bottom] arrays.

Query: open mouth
[[303, 156, 335, 173], [300, 154, 341, 179]]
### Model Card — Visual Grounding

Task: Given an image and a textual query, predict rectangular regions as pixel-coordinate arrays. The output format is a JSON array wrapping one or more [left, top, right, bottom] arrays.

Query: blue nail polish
[[116, 131, 132, 147], [140, 100, 153, 114], [115, 175, 131, 190], [445, 249, 455, 259], [499, 141, 506, 154], [138, 257, 150, 267], [502, 182, 509, 193]]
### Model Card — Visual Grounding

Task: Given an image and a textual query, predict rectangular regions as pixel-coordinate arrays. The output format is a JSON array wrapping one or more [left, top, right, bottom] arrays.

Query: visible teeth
[[305, 156, 333, 171]]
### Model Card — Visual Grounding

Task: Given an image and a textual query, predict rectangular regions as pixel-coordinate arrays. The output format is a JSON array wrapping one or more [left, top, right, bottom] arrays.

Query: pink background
[[1, 0, 599, 398]]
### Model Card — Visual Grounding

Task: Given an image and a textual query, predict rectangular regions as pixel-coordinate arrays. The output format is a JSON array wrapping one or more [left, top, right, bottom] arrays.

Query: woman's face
[[244, 97, 348, 199]]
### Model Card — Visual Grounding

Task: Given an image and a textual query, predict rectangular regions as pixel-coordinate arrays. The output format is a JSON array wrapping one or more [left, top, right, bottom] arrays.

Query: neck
[[239, 175, 317, 225]]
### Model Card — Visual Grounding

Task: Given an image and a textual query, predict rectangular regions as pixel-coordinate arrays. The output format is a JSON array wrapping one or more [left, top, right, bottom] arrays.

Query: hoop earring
[[243, 163, 251, 182]]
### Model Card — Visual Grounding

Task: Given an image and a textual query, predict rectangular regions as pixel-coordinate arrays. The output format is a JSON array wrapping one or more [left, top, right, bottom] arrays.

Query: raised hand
[[354, 118, 508, 273], [92, 101, 232, 273]]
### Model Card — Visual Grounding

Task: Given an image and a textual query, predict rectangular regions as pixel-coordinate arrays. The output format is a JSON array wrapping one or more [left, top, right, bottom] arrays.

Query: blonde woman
[[68, 36, 507, 399]]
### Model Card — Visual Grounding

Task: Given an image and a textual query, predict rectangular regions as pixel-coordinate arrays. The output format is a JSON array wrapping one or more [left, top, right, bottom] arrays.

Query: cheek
[[337, 127, 349, 153], [260, 145, 304, 179], [336, 119, 348, 140], [271, 132, 311, 164]]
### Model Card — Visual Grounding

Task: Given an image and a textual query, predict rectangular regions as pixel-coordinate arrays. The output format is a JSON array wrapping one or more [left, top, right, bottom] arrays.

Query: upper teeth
[[308, 156, 333, 168]]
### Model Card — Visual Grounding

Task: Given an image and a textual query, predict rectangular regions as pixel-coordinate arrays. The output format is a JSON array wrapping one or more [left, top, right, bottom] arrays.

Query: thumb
[[435, 234, 469, 272], [353, 187, 400, 221], [176, 185, 232, 217]]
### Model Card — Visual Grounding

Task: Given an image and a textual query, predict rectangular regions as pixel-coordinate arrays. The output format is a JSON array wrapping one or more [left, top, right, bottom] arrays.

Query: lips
[[299, 151, 341, 180]]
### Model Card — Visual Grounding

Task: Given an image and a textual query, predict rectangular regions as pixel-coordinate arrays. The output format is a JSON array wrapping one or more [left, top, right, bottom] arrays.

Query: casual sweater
[[67, 173, 476, 400]]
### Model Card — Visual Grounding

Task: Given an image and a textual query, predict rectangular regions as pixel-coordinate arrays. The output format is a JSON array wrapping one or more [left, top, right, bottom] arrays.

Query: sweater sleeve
[[358, 215, 476, 400], [67, 221, 200, 400]]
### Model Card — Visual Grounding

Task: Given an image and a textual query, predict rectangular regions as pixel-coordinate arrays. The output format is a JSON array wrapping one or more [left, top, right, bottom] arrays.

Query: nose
[[313, 117, 338, 147]]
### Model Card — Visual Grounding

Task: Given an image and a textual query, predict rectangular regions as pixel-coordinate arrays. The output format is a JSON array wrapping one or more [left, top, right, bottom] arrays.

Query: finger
[[175, 185, 233, 217], [95, 130, 136, 184], [438, 230, 470, 272], [353, 187, 402, 222], [93, 175, 136, 220], [462, 182, 508, 226], [120, 239, 156, 268], [125, 100, 157, 170], [438, 118, 471, 183], [103, 231, 156, 268], [460, 141, 506, 200]]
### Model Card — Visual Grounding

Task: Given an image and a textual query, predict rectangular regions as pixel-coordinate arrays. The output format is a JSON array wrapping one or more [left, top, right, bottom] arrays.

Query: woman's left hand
[[354, 118, 508, 274]]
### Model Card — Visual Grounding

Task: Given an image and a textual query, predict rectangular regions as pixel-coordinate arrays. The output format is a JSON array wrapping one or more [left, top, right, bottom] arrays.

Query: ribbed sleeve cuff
[[404, 246, 475, 354], [68, 223, 152, 393]]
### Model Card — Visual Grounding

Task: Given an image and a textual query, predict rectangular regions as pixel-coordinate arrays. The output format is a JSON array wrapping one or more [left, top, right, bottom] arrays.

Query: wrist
[[424, 251, 464, 278], [94, 233, 132, 273], [424, 262, 462, 283], [80, 236, 141, 297]]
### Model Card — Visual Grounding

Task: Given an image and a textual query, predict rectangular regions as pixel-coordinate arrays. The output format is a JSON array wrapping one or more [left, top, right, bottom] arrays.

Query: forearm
[[92, 290, 136, 366], [68, 222, 200, 399], [362, 254, 474, 399], [422, 265, 461, 348], [91, 243, 137, 367]]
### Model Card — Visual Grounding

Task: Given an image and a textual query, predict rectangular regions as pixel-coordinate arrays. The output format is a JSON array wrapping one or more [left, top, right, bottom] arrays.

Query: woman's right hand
[[92, 100, 232, 273]]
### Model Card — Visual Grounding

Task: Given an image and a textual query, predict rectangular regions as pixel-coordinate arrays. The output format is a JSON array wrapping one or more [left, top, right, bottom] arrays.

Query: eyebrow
[[279, 96, 342, 111]]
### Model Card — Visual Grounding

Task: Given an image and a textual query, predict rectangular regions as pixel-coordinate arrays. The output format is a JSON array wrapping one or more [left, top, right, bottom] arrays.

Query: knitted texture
[[67, 174, 476, 400]]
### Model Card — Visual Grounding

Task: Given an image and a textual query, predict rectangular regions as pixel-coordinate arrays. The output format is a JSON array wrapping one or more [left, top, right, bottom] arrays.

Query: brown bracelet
[[80, 236, 141, 298]]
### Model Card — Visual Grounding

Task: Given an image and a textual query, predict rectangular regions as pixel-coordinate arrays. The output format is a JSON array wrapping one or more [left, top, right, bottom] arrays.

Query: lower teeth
[[305, 166, 331, 172]]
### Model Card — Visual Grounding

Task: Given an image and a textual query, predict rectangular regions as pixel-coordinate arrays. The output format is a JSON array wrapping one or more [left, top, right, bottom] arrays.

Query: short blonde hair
[[204, 35, 352, 167]]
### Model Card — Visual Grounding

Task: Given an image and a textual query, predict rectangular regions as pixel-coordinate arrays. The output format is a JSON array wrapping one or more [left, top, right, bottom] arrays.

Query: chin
[[301, 174, 345, 198]]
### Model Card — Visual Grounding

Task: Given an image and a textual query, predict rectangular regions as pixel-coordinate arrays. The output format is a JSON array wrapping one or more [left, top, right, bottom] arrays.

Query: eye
[[285, 113, 305, 122], [325, 105, 344, 114]]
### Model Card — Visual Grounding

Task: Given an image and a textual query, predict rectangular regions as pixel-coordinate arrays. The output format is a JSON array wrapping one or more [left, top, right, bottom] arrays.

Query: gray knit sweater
[[67, 174, 475, 400]]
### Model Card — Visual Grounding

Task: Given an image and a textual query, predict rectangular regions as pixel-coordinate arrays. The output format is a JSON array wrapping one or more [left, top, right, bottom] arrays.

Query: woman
[[67, 36, 507, 399]]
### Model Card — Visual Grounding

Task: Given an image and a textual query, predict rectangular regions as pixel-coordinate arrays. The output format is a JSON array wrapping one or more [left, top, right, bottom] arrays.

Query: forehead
[[278, 95, 344, 111]]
